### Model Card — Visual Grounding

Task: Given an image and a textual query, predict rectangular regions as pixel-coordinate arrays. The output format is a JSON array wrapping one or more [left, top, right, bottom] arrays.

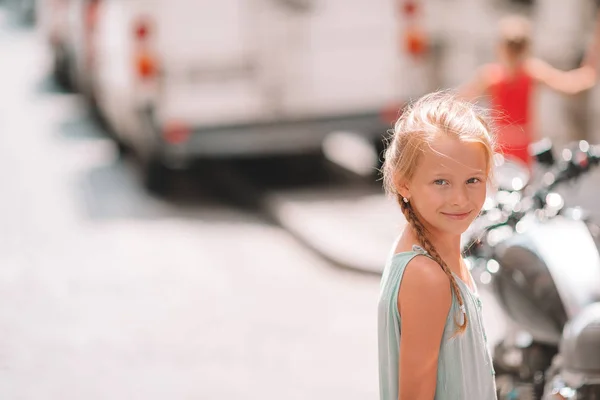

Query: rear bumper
[[144, 109, 391, 162]]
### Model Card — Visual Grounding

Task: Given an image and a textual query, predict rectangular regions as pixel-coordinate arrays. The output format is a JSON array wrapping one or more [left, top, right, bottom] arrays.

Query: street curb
[[210, 160, 399, 276], [260, 191, 405, 277], [262, 199, 383, 277]]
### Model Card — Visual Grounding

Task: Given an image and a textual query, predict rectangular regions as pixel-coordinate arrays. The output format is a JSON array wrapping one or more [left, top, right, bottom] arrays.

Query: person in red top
[[461, 15, 597, 168]]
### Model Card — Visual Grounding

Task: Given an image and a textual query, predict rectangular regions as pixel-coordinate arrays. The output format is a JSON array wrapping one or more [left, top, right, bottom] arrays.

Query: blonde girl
[[378, 91, 498, 400]]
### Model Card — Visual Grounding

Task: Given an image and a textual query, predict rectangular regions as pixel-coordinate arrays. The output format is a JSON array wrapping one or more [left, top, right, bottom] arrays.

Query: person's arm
[[527, 57, 597, 95], [397, 256, 452, 400], [457, 64, 494, 102]]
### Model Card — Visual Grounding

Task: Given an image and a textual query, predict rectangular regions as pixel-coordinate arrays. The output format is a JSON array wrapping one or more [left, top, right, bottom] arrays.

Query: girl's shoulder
[[482, 63, 508, 85], [484, 62, 534, 88], [400, 252, 449, 296], [386, 247, 449, 299], [396, 252, 453, 332]]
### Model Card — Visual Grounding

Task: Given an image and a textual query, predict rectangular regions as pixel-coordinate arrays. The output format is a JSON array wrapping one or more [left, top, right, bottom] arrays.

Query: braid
[[397, 194, 468, 334]]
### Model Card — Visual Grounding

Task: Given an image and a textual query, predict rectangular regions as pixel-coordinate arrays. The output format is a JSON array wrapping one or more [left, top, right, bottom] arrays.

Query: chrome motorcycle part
[[494, 216, 600, 345], [561, 303, 600, 385]]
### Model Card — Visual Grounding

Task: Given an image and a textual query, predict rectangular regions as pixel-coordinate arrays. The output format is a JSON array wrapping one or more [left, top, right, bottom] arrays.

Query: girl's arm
[[457, 64, 494, 102], [526, 57, 597, 95], [397, 256, 452, 400]]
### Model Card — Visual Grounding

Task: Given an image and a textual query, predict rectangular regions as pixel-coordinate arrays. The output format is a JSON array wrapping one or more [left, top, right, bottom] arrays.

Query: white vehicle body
[[91, 0, 415, 165], [37, 0, 103, 96]]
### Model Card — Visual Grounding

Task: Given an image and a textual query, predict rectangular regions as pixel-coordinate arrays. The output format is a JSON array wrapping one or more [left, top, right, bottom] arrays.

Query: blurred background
[[2, 0, 600, 398]]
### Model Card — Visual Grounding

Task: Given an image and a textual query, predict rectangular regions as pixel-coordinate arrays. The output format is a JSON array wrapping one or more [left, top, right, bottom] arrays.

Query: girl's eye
[[434, 179, 449, 186], [467, 177, 482, 184]]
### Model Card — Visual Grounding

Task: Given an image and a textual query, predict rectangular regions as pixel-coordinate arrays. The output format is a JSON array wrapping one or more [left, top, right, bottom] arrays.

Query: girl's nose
[[451, 186, 469, 206]]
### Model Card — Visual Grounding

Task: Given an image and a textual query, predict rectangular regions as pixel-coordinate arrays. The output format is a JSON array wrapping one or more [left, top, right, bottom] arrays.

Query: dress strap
[[411, 244, 429, 256]]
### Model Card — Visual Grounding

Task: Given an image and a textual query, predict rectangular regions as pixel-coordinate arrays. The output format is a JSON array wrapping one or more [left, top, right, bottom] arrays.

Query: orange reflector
[[403, 28, 428, 56], [136, 51, 158, 80], [163, 122, 191, 145]]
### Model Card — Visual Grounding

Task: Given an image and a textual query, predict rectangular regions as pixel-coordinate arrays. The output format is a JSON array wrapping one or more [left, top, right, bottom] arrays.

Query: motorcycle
[[462, 140, 600, 400]]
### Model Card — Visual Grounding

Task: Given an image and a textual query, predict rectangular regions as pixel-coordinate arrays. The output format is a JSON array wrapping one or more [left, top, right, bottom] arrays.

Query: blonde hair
[[381, 91, 495, 334], [498, 14, 531, 57]]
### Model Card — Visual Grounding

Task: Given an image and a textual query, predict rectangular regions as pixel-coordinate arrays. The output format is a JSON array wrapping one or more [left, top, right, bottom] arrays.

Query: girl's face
[[401, 136, 488, 236], [497, 42, 527, 65]]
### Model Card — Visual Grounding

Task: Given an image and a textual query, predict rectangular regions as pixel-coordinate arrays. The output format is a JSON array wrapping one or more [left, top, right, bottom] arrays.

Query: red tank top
[[487, 64, 534, 166]]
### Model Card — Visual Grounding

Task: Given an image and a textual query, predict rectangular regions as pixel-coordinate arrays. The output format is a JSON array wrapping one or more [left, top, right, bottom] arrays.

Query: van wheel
[[52, 46, 72, 91], [142, 157, 171, 196], [115, 140, 131, 158]]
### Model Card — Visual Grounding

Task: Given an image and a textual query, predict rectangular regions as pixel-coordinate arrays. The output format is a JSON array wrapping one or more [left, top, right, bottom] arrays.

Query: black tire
[[52, 46, 73, 91], [115, 139, 131, 159], [89, 100, 115, 139], [142, 156, 172, 196]]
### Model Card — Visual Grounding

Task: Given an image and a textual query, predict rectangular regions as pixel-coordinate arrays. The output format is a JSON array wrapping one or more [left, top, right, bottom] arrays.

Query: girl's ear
[[394, 175, 411, 200]]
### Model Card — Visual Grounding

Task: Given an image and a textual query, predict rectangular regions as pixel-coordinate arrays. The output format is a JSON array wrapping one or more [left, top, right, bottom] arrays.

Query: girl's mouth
[[441, 211, 472, 220]]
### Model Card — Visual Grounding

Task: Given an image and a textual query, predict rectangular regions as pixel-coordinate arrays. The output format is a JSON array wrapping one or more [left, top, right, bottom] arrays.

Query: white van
[[91, 0, 424, 193]]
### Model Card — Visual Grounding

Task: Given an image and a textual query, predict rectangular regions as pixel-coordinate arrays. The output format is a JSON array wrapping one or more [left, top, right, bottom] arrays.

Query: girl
[[460, 15, 597, 168], [378, 91, 497, 400]]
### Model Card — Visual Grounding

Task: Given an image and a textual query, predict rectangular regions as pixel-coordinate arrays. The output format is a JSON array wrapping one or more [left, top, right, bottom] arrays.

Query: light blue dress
[[378, 245, 497, 400]]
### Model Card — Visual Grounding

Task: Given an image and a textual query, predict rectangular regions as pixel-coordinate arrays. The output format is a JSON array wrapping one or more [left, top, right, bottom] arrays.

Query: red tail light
[[402, 1, 417, 16], [163, 121, 191, 145], [133, 17, 158, 80], [380, 102, 407, 124], [85, 0, 100, 27], [84, 0, 101, 68], [134, 18, 152, 41]]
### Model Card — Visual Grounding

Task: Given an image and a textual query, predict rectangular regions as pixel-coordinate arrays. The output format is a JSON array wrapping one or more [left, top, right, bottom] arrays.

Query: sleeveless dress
[[487, 63, 534, 168], [378, 245, 497, 400]]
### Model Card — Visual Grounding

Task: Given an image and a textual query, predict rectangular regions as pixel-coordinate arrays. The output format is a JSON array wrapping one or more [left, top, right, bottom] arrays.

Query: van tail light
[[50, 0, 69, 45], [163, 121, 191, 145], [134, 17, 152, 42], [401, 1, 418, 17], [396, 1, 427, 57], [84, 0, 101, 68], [136, 50, 158, 80], [380, 102, 406, 124], [132, 17, 159, 81], [85, 0, 100, 27]]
